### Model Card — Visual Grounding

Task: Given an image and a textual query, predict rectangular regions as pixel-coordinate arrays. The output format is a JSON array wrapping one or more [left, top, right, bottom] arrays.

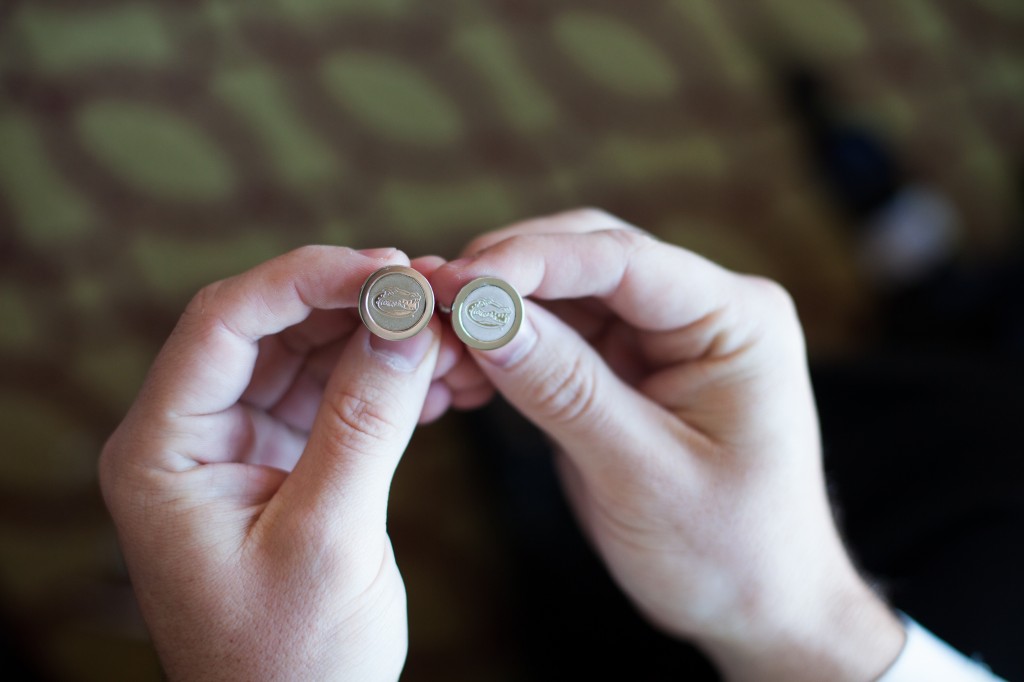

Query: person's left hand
[[100, 246, 469, 681]]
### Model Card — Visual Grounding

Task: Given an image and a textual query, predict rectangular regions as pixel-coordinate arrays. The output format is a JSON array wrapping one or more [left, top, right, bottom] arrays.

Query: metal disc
[[359, 265, 434, 340], [451, 277, 523, 350]]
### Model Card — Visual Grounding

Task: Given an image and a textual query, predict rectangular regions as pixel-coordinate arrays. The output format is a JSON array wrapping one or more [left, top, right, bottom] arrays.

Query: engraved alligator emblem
[[374, 287, 421, 318], [467, 298, 512, 328]]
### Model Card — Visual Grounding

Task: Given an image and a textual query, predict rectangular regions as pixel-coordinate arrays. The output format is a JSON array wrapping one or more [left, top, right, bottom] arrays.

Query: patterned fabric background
[[0, 0, 1021, 679]]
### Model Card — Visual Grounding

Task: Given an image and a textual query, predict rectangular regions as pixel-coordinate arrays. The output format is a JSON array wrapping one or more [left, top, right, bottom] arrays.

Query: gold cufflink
[[358, 265, 434, 340]]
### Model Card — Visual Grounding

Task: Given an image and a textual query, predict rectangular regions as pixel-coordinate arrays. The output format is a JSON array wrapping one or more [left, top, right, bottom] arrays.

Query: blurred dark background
[[0, 1, 1022, 680]]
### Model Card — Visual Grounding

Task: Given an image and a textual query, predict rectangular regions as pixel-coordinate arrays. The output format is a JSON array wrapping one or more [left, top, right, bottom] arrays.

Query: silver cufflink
[[450, 277, 523, 350]]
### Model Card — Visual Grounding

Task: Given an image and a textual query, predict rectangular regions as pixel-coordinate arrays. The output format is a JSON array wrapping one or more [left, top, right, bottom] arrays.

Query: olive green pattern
[[0, 1, 1022, 679]]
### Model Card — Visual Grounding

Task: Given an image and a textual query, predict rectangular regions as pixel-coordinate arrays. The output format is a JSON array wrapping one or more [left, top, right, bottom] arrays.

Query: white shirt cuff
[[877, 615, 1006, 681]]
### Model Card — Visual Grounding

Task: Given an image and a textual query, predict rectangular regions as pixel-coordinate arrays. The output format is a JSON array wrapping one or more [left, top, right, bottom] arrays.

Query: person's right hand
[[99, 246, 464, 682], [431, 210, 905, 681]]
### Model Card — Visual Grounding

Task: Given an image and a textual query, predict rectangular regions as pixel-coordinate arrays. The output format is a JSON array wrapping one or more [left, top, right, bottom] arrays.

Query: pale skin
[[100, 210, 905, 681]]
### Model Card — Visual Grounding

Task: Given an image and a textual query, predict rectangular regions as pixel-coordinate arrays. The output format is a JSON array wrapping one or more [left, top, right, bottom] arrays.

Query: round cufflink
[[359, 265, 434, 341], [450, 277, 523, 350]]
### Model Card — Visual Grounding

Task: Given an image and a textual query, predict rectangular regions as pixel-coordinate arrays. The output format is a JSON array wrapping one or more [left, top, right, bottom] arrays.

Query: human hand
[[99, 246, 468, 681], [431, 210, 905, 681]]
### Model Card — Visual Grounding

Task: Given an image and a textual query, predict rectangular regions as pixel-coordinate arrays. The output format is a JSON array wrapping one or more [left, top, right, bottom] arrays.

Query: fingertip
[[442, 350, 490, 392], [420, 382, 451, 424], [428, 257, 478, 309], [433, 325, 463, 380], [450, 385, 495, 411], [410, 255, 447, 277], [444, 257, 474, 270]]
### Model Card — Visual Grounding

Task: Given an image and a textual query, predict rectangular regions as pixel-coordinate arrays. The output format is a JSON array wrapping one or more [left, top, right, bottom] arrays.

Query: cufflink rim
[[450, 276, 523, 350], [358, 265, 435, 341]]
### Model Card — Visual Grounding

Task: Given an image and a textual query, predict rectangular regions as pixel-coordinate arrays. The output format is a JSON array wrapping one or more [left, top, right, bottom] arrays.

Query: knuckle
[[96, 427, 151, 519], [286, 243, 346, 265], [531, 353, 601, 427], [745, 276, 797, 318], [605, 225, 655, 251], [481, 233, 531, 264], [564, 206, 622, 226], [740, 275, 806, 351], [180, 280, 234, 344], [97, 437, 122, 504], [291, 243, 327, 258], [181, 280, 239, 341], [462, 234, 494, 257], [185, 280, 224, 319], [325, 387, 403, 452]]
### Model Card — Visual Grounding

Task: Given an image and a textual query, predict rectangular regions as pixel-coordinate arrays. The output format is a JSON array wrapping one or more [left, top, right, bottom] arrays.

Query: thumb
[[469, 302, 680, 481], [276, 321, 439, 533]]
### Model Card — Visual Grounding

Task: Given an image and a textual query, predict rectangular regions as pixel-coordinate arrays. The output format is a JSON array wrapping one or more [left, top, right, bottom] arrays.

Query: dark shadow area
[[462, 402, 720, 681], [817, 354, 1024, 681]]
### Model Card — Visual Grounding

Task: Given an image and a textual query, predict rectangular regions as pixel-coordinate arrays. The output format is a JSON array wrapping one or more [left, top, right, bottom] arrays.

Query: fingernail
[[473, 317, 537, 369], [369, 328, 436, 372]]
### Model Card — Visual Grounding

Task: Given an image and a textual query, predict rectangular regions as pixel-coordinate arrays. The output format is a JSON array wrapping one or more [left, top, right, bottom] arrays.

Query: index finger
[[433, 229, 739, 333], [143, 245, 409, 419], [459, 207, 641, 258]]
